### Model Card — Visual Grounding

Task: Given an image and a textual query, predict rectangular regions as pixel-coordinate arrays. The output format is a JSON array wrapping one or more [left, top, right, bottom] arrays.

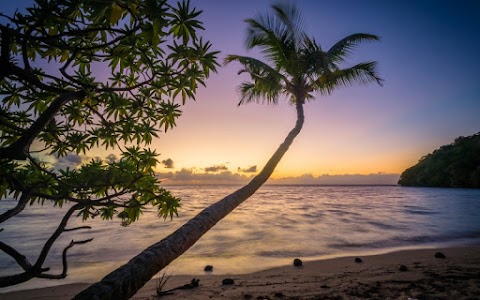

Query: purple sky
[[2, 1, 479, 184], [154, 0, 480, 184]]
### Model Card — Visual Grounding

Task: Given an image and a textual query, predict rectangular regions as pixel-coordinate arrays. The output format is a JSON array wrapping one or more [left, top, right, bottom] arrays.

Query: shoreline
[[1, 245, 479, 299]]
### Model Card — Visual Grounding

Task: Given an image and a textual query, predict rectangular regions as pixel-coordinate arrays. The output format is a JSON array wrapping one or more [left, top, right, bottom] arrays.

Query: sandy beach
[[1, 246, 479, 299]]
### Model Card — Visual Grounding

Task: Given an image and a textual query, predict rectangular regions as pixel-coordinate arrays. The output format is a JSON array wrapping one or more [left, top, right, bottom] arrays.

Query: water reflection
[[1, 185, 480, 292]]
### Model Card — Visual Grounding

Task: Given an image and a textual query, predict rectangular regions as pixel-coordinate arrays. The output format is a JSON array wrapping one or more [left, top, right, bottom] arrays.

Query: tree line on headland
[[398, 132, 480, 188]]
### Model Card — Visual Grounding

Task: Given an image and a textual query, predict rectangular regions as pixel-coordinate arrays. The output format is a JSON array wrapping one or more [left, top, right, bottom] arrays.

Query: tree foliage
[[0, 0, 218, 286], [398, 132, 480, 188]]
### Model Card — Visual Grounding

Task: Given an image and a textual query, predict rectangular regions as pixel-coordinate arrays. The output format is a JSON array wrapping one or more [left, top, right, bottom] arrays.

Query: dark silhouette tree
[[399, 132, 480, 188], [74, 2, 382, 299], [0, 0, 218, 287]]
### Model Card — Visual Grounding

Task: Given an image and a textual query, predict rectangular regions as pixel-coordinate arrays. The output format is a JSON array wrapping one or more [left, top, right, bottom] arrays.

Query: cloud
[[157, 168, 252, 185], [268, 173, 400, 185], [161, 158, 175, 169], [105, 154, 118, 163], [204, 164, 228, 172], [54, 153, 82, 170], [156, 169, 399, 186], [238, 165, 257, 173]]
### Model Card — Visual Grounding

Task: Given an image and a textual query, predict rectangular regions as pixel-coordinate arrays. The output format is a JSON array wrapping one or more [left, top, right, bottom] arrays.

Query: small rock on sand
[[354, 257, 363, 263], [204, 265, 213, 272], [434, 252, 446, 259], [293, 258, 303, 267], [320, 284, 330, 289], [222, 278, 235, 285]]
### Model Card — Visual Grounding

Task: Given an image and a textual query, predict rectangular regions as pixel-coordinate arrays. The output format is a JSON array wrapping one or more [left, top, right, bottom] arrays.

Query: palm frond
[[238, 81, 282, 106], [244, 15, 275, 49], [271, 1, 306, 50], [315, 61, 383, 94], [244, 16, 292, 69], [327, 33, 380, 63], [224, 55, 286, 81], [225, 54, 265, 73], [225, 55, 286, 105], [300, 36, 326, 75], [243, 1, 308, 72]]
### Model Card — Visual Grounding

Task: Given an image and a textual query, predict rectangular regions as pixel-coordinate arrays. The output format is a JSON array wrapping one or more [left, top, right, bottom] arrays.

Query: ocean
[[1, 185, 480, 292]]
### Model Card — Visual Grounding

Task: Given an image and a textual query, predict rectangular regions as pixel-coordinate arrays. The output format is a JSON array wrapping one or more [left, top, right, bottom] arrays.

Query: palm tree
[[74, 2, 382, 299]]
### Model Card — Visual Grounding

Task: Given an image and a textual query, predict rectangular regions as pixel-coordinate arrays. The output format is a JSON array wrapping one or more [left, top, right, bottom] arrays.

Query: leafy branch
[[0, 0, 218, 287]]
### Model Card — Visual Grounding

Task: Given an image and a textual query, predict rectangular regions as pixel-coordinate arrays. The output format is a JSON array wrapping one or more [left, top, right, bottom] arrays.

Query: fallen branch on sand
[[156, 276, 200, 297]]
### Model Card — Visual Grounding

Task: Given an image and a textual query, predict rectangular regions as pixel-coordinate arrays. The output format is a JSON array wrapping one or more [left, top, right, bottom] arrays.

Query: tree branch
[[37, 238, 93, 280], [0, 208, 91, 286], [0, 241, 33, 271], [0, 90, 85, 160], [0, 191, 31, 223], [0, 114, 26, 133], [0, 268, 47, 287], [0, 25, 12, 81], [21, 30, 32, 71], [26, 153, 69, 187], [9, 64, 63, 93], [33, 203, 83, 269], [64, 226, 92, 232]]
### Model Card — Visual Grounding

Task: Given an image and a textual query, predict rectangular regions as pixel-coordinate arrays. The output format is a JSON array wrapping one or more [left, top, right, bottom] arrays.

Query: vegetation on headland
[[398, 132, 480, 188]]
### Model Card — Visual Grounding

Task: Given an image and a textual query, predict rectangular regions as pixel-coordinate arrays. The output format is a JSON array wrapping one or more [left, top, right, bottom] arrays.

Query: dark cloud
[[238, 165, 257, 173], [204, 164, 228, 172], [54, 153, 82, 170], [161, 158, 174, 169], [156, 169, 399, 186], [157, 168, 252, 185], [105, 154, 118, 163], [269, 173, 400, 185]]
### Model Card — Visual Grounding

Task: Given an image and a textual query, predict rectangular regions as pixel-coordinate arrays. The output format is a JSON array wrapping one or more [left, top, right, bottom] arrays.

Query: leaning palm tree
[[74, 2, 382, 299]]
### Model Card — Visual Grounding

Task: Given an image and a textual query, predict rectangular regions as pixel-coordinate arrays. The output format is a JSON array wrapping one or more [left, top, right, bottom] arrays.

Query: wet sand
[[1, 246, 479, 299]]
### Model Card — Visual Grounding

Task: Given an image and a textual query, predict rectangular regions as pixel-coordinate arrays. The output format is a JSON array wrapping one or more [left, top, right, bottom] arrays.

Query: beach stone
[[222, 278, 235, 285], [399, 264, 408, 271], [434, 252, 446, 259], [243, 294, 253, 299], [274, 292, 284, 297], [354, 257, 363, 263], [204, 265, 213, 272], [320, 284, 330, 289], [293, 258, 303, 267]]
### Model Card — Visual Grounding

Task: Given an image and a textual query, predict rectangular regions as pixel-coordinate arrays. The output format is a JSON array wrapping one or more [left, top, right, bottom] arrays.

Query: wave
[[328, 231, 480, 250]]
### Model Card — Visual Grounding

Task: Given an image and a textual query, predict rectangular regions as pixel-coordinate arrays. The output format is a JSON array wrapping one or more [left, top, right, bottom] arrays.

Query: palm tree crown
[[225, 1, 383, 106]]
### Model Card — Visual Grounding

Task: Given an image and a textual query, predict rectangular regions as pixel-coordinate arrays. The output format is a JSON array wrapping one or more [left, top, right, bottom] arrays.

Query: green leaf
[[1, 0, 219, 247]]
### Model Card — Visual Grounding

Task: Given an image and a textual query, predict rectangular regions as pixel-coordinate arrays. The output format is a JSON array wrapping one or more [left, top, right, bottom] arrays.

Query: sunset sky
[[155, 0, 480, 184], [3, 1, 480, 184]]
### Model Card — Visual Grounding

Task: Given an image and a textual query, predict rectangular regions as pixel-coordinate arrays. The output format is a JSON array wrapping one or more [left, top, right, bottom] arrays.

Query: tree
[[0, 0, 218, 287], [74, 2, 382, 299], [398, 132, 480, 188]]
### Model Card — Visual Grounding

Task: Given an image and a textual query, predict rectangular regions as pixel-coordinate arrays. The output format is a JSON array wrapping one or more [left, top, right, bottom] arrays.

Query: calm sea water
[[1, 185, 480, 292]]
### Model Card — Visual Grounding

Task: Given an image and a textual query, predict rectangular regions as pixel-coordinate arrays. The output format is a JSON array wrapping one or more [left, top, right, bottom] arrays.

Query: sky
[[2, 1, 480, 185]]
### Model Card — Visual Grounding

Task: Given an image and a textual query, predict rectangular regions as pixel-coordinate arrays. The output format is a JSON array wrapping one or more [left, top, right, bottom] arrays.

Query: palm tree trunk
[[74, 101, 305, 300]]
